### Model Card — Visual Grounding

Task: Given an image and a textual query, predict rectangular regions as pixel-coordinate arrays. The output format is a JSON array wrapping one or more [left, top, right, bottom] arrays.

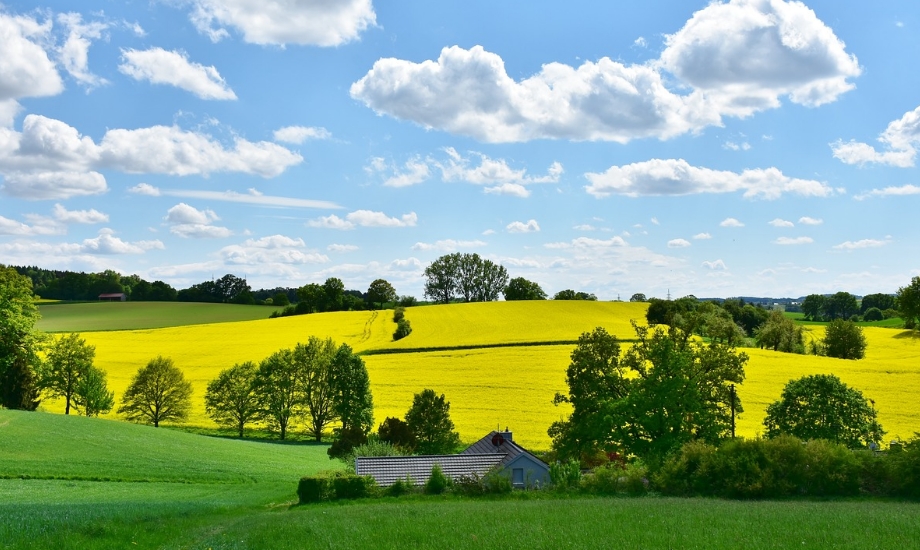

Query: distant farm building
[[98, 293, 126, 302], [356, 430, 550, 489]]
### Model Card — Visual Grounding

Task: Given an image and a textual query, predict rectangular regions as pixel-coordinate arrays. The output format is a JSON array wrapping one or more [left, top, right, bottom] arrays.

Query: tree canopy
[[755, 311, 804, 353], [205, 361, 261, 437], [553, 289, 597, 301], [40, 333, 96, 415], [405, 389, 461, 455], [764, 374, 884, 448], [118, 356, 193, 427], [0, 265, 42, 410], [823, 319, 867, 360], [503, 277, 547, 301], [550, 323, 747, 466], [898, 276, 920, 329], [366, 279, 397, 309], [423, 253, 508, 304]]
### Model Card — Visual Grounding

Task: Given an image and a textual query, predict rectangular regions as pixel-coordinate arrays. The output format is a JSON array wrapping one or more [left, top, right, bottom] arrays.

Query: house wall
[[504, 454, 550, 488]]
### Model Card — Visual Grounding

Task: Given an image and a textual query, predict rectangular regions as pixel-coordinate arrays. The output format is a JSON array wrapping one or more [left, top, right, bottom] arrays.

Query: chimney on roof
[[499, 427, 512, 442]]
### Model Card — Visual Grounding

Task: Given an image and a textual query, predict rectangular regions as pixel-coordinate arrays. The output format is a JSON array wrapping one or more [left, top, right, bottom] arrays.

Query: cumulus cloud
[[438, 148, 563, 187], [52, 203, 108, 224], [0, 13, 63, 103], [799, 216, 824, 225], [367, 156, 431, 188], [218, 235, 329, 266], [328, 244, 358, 253], [164, 203, 232, 239], [702, 259, 727, 270], [545, 236, 628, 249], [56, 13, 108, 89], [273, 126, 332, 144], [0, 114, 303, 199], [774, 236, 813, 245], [352, 1, 858, 143], [768, 218, 794, 228], [833, 239, 888, 250], [79, 228, 164, 254], [720, 218, 744, 228], [308, 210, 418, 230], [854, 184, 920, 200], [667, 238, 691, 248], [189, 0, 376, 46], [411, 239, 487, 252], [0, 214, 62, 236], [130, 185, 339, 209], [507, 219, 540, 233], [484, 183, 530, 198], [832, 106, 920, 167], [119, 47, 236, 100], [693, 232, 712, 239], [584, 158, 835, 200], [129, 183, 161, 196]]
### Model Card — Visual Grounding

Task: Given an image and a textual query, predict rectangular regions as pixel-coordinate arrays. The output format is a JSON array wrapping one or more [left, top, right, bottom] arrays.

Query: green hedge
[[298, 472, 377, 504]]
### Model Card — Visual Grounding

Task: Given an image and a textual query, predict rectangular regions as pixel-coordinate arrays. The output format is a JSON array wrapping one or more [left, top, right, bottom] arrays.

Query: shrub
[[424, 463, 451, 495], [333, 474, 377, 500], [328, 426, 369, 460], [654, 440, 717, 497], [377, 417, 416, 452], [863, 307, 883, 322], [393, 319, 412, 340], [890, 435, 920, 499], [297, 473, 337, 504], [621, 462, 650, 496], [580, 463, 623, 495], [386, 476, 415, 497], [481, 467, 513, 494], [344, 439, 405, 472], [397, 295, 417, 307], [453, 473, 487, 496], [393, 307, 405, 323], [549, 459, 582, 490], [802, 439, 861, 496]]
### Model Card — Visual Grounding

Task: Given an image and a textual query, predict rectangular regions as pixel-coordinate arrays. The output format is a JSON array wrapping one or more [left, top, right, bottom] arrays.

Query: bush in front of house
[[424, 464, 451, 495], [549, 459, 582, 490], [298, 471, 377, 503]]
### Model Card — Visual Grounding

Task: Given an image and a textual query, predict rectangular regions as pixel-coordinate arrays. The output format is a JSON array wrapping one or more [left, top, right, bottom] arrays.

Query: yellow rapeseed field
[[40, 303, 920, 450]]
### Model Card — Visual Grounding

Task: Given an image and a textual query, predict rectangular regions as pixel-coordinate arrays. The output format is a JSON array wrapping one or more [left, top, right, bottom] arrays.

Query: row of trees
[[13, 266, 177, 302], [423, 253, 509, 304], [550, 322, 886, 469]]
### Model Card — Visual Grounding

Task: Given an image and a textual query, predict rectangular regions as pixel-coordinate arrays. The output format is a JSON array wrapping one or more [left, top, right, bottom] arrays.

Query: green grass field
[[36, 301, 282, 332], [785, 311, 905, 328], [3, 410, 920, 549]]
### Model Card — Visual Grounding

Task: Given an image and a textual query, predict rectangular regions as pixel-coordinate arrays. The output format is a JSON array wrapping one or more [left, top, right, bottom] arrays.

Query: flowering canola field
[[41, 302, 920, 450]]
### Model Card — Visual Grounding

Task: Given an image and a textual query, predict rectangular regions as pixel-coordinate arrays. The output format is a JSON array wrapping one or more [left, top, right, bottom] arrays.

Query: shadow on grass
[[161, 425, 331, 447]]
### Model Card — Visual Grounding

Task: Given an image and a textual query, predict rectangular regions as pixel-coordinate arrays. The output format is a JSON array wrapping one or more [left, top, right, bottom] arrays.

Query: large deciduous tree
[[205, 361, 262, 437], [423, 253, 508, 304], [801, 294, 826, 321], [366, 279, 397, 309], [40, 333, 96, 415], [550, 323, 747, 466], [254, 348, 301, 440], [823, 319, 867, 359], [898, 276, 920, 329], [118, 356, 193, 427], [295, 337, 339, 442], [755, 311, 804, 353], [405, 389, 461, 455], [0, 265, 42, 410], [764, 374, 884, 448], [503, 277, 547, 301], [330, 344, 373, 435]]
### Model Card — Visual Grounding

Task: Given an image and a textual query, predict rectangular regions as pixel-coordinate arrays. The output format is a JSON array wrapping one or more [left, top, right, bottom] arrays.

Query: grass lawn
[[36, 301, 282, 332], [785, 311, 904, 328], [3, 410, 920, 549]]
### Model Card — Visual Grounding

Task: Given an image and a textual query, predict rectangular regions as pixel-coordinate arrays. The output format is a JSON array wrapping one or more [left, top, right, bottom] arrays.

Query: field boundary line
[[358, 339, 640, 356]]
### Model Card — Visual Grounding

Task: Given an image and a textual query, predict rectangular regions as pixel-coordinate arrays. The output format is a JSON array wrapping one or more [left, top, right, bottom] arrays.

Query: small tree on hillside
[[366, 279, 397, 309], [503, 277, 547, 301], [898, 276, 920, 329], [254, 348, 301, 440], [296, 337, 339, 442], [118, 356, 193, 427], [755, 311, 804, 353], [405, 389, 461, 455], [40, 333, 95, 415], [630, 293, 647, 302], [377, 416, 416, 452], [205, 361, 262, 437], [764, 374, 884, 448], [330, 344, 374, 435], [823, 319, 867, 360], [73, 365, 115, 417]]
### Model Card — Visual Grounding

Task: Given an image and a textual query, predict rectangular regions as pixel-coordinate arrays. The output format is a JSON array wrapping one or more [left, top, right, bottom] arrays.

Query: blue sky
[[1, 0, 918, 300]]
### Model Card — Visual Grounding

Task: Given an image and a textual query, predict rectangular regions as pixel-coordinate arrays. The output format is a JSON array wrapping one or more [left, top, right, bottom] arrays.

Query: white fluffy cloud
[[308, 210, 418, 230], [273, 126, 332, 144], [668, 238, 691, 248], [720, 218, 745, 228], [545, 236, 628, 249], [79, 228, 164, 254], [52, 203, 108, 224], [774, 236, 813, 245], [119, 48, 237, 100], [56, 13, 108, 89], [702, 259, 727, 270], [832, 106, 920, 167], [833, 239, 888, 250], [855, 184, 920, 200], [328, 244, 358, 253], [693, 232, 712, 240], [0, 13, 63, 103], [799, 216, 824, 225], [352, 1, 858, 143], [218, 235, 329, 266], [768, 218, 794, 228], [130, 185, 339, 209], [411, 239, 487, 252], [189, 0, 376, 46], [164, 203, 232, 239], [0, 114, 303, 199], [507, 220, 540, 234], [584, 158, 835, 200], [371, 157, 431, 188], [0, 214, 62, 236], [659, 0, 860, 114]]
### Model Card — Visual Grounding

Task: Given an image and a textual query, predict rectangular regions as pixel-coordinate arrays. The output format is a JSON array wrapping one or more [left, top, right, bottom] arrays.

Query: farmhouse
[[98, 293, 126, 302], [356, 430, 550, 488]]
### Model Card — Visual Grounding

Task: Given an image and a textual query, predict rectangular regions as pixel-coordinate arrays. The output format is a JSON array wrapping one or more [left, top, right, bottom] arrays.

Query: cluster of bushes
[[298, 471, 377, 503], [548, 458, 649, 497], [393, 307, 412, 340], [654, 435, 920, 499]]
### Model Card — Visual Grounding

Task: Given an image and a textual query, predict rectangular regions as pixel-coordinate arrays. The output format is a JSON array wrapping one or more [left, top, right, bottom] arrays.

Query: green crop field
[[3, 411, 920, 549], [36, 301, 282, 332]]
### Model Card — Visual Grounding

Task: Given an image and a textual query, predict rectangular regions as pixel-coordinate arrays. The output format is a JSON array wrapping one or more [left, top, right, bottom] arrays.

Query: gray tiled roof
[[461, 431, 547, 468], [356, 454, 506, 486]]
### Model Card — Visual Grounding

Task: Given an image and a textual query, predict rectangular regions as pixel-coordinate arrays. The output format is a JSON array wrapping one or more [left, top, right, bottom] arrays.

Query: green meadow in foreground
[[35, 301, 282, 332], [3, 410, 920, 549]]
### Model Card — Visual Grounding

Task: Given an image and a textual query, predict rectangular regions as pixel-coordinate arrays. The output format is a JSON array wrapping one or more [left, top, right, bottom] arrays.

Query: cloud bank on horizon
[[0, 0, 917, 299]]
